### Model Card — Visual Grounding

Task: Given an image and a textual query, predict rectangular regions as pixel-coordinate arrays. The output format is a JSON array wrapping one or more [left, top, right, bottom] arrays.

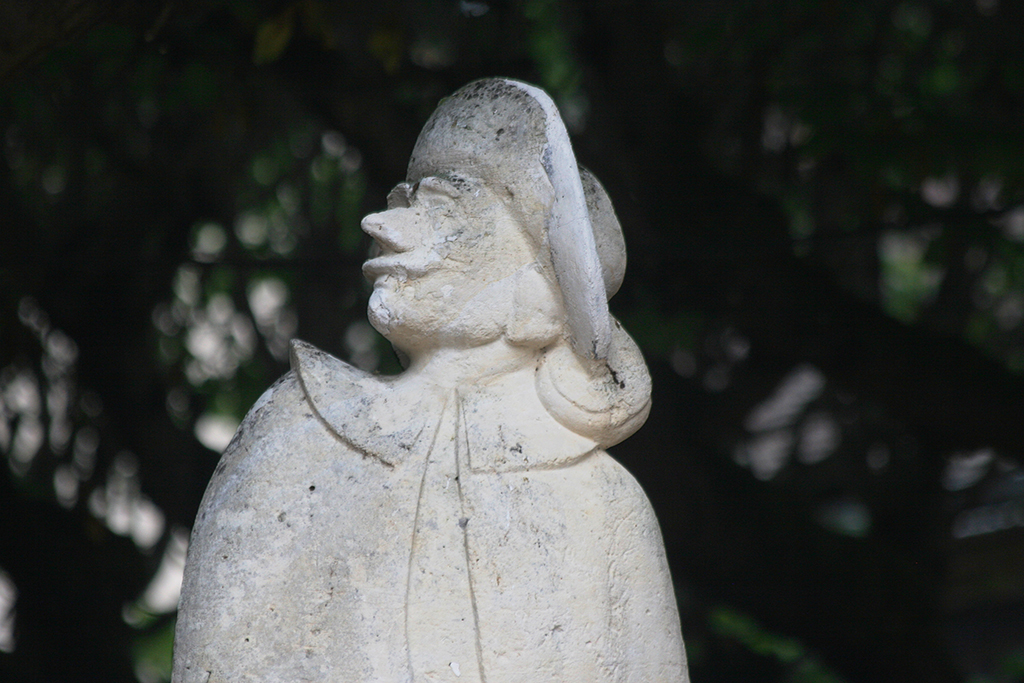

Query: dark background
[[2, 1, 1023, 681]]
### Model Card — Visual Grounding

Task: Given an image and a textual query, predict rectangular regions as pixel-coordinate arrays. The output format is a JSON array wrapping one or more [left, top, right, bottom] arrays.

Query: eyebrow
[[387, 183, 414, 206], [388, 174, 477, 207], [419, 173, 478, 197]]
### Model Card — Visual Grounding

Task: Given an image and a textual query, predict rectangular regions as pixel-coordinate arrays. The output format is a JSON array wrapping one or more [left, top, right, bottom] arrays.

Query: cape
[[172, 340, 688, 683]]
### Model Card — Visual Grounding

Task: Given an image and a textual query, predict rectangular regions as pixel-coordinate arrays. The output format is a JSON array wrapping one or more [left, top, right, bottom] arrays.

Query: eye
[[411, 178, 460, 209], [386, 183, 412, 209]]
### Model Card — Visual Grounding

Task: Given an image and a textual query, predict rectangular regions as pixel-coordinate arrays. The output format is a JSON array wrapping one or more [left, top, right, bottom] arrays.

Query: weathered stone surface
[[173, 78, 689, 683]]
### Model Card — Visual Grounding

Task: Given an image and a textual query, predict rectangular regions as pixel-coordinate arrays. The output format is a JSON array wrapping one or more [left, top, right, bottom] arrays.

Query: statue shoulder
[[289, 338, 371, 388], [204, 370, 305, 489], [288, 338, 385, 412], [207, 340, 372, 486]]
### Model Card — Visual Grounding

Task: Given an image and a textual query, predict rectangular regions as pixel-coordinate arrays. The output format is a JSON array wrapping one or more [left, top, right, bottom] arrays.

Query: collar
[[289, 339, 598, 472]]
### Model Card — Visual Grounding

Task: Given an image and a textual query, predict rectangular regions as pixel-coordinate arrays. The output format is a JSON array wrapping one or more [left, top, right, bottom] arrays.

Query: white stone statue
[[173, 78, 689, 683]]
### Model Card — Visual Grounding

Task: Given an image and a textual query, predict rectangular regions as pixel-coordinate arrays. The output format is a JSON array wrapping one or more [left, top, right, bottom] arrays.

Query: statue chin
[[367, 289, 394, 338], [368, 284, 508, 356], [367, 289, 429, 350], [366, 290, 449, 356]]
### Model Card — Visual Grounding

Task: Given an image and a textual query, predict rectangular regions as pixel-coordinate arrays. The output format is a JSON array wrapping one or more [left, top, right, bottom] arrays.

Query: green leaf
[[253, 7, 296, 66]]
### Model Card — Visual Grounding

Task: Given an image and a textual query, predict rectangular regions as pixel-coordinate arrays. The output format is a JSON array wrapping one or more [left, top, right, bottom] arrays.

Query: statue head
[[362, 78, 624, 360], [361, 170, 562, 355], [361, 78, 650, 446]]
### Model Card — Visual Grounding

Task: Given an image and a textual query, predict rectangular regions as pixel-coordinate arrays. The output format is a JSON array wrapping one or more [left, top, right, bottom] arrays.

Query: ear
[[505, 263, 564, 348]]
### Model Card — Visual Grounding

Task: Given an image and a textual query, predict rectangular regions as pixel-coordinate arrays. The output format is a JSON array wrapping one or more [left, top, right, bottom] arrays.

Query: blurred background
[[1, 1, 1023, 681]]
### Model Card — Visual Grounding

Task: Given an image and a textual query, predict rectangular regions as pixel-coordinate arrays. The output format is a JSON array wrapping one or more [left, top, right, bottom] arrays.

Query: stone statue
[[172, 78, 689, 683]]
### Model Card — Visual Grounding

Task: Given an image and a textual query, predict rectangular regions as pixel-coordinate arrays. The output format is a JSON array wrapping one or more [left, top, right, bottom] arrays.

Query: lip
[[362, 255, 433, 282], [362, 257, 402, 281]]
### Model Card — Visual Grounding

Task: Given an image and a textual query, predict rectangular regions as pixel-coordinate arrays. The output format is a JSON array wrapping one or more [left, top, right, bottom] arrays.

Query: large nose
[[361, 210, 413, 253]]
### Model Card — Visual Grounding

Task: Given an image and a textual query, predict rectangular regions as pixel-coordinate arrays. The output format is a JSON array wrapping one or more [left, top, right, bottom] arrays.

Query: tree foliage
[[2, 2, 1023, 681]]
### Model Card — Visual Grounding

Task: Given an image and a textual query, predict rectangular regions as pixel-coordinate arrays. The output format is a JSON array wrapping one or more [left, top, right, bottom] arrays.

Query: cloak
[[173, 340, 687, 682]]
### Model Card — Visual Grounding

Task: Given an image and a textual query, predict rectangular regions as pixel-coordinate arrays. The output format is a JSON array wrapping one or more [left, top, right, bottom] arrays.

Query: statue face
[[361, 175, 539, 353]]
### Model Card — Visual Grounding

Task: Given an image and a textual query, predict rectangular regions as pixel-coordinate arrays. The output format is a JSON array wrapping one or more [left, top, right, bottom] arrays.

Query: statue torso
[[172, 343, 686, 683]]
